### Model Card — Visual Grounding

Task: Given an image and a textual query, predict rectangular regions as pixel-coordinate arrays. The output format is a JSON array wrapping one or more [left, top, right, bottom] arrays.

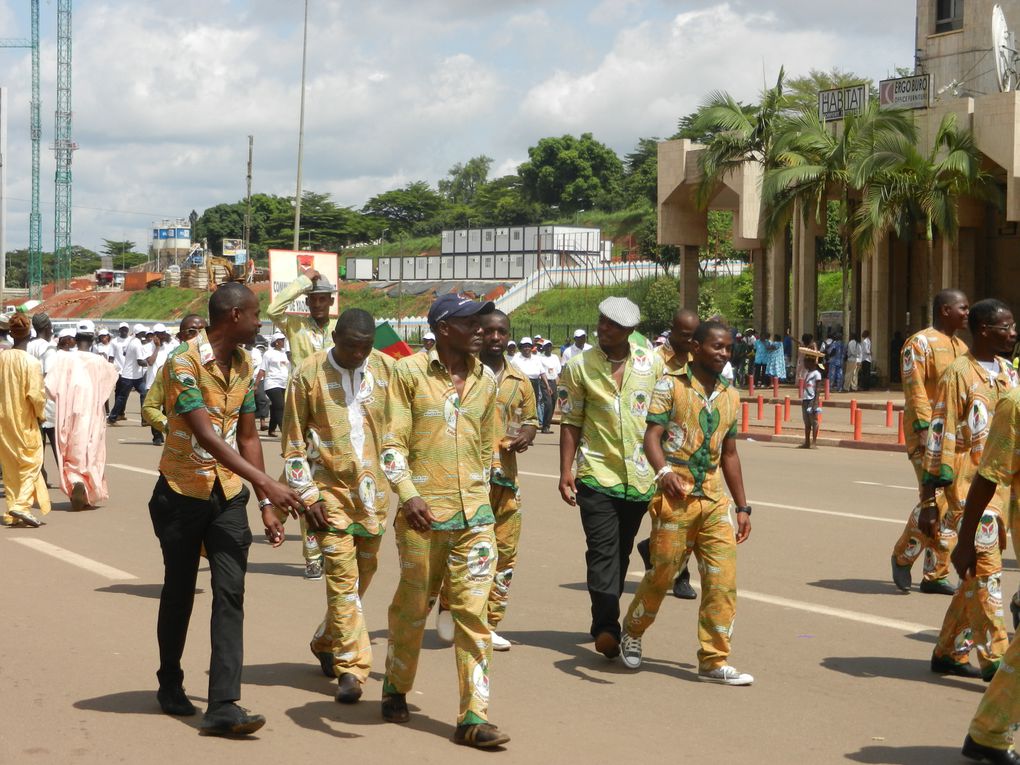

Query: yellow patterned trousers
[[301, 514, 323, 563], [307, 530, 381, 682], [384, 513, 496, 725], [488, 485, 520, 628], [934, 506, 1009, 675], [623, 493, 736, 671], [891, 459, 956, 582]]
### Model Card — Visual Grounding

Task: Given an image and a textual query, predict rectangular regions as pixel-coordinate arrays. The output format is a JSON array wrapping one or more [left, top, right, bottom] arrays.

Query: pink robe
[[45, 351, 119, 505]]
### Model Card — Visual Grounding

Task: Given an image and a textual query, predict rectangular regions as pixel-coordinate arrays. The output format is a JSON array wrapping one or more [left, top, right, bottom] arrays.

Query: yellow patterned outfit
[[622, 365, 741, 670], [0, 349, 49, 523], [926, 353, 1018, 677], [892, 327, 967, 582], [968, 388, 1020, 751], [281, 348, 393, 684], [268, 274, 335, 566], [380, 349, 498, 725]]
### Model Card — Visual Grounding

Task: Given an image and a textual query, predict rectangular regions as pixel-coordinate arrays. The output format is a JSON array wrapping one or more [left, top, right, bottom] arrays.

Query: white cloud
[[588, 0, 643, 26]]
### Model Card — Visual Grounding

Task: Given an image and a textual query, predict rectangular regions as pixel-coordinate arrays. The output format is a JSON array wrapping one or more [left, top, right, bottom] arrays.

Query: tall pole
[[292, 0, 308, 250], [244, 135, 253, 257], [54, 0, 73, 292], [0, 87, 6, 310]]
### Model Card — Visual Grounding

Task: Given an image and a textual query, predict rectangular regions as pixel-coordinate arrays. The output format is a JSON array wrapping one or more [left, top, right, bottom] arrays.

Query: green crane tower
[[54, 0, 73, 292], [0, 0, 43, 298]]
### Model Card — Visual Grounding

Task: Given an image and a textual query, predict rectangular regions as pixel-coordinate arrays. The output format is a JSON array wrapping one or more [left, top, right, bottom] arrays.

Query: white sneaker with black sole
[[698, 665, 753, 685], [491, 631, 511, 651], [620, 633, 642, 669], [436, 606, 455, 644]]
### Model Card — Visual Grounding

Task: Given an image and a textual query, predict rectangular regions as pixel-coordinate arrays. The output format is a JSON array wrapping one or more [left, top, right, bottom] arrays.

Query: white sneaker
[[436, 607, 455, 644], [698, 665, 753, 686], [491, 631, 511, 652], [620, 633, 642, 669]]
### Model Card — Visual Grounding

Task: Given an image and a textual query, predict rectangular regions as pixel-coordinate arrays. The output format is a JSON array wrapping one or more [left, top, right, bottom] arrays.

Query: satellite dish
[[993, 4, 1017, 92]]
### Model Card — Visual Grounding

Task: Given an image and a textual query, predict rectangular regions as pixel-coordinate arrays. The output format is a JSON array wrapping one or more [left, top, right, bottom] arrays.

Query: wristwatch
[[735, 505, 752, 515], [258, 498, 274, 510]]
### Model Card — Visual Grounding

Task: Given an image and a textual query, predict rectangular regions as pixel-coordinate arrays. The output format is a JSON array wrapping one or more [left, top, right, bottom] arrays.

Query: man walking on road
[[107, 324, 154, 425], [618, 320, 754, 685], [379, 294, 510, 749], [922, 299, 1018, 682], [891, 289, 970, 594], [558, 296, 664, 659], [268, 264, 338, 580], [280, 308, 394, 704], [142, 316, 206, 439], [148, 282, 305, 736]]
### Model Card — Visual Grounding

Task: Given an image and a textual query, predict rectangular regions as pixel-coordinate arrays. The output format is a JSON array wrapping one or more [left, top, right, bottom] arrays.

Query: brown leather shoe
[[335, 673, 362, 704], [454, 722, 511, 748], [594, 631, 620, 659], [381, 693, 409, 723]]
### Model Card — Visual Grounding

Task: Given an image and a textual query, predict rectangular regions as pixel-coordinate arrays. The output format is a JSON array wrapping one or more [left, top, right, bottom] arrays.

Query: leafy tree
[[784, 68, 878, 116], [194, 201, 246, 254], [362, 181, 447, 237], [640, 277, 680, 335], [518, 133, 624, 213], [438, 155, 492, 206], [635, 218, 680, 272], [472, 175, 546, 225], [101, 239, 136, 259], [622, 137, 659, 208]]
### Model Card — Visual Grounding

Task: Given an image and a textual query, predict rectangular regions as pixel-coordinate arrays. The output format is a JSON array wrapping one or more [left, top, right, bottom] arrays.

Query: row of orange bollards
[[738, 390, 906, 445]]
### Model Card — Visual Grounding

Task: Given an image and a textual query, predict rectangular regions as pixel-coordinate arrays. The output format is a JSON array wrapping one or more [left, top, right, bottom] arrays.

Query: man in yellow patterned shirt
[[922, 299, 1018, 682], [379, 294, 508, 749], [268, 264, 337, 579], [280, 308, 394, 704], [953, 387, 1020, 763], [619, 320, 753, 685], [557, 296, 664, 660], [149, 283, 304, 736], [891, 289, 969, 594]]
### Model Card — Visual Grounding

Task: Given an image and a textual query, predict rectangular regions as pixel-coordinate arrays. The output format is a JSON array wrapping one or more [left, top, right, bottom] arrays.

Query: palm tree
[[692, 68, 789, 331], [853, 112, 992, 309], [761, 101, 916, 335]]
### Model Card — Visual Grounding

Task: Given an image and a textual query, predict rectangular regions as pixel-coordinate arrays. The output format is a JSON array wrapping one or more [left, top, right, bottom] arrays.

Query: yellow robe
[[0, 349, 50, 521]]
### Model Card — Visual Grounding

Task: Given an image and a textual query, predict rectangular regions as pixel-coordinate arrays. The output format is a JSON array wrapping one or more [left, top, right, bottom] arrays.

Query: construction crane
[[0, 0, 42, 299], [53, 0, 74, 292]]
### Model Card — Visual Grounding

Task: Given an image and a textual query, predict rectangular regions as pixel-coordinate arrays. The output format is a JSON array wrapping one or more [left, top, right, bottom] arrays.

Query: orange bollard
[[748, 376, 755, 397], [741, 402, 749, 434], [897, 410, 905, 445], [824, 378, 831, 402], [885, 401, 894, 428], [774, 404, 782, 435], [849, 399, 857, 425], [757, 395, 764, 420], [772, 377, 779, 398], [817, 407, 823, 426], [798, 378, 805, 398], [853, 408, 863, 441], [784, 396, 791, 422]]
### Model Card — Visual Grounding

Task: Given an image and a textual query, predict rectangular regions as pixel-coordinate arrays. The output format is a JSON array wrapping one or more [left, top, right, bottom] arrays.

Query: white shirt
[[540, 353, 562, 380], [260, 348, 291, 390], [803, 369, 823, 401], [145, 345, 172, 389], [861, 337, 872, 363], [26, 337, 55, 375], [327, 351, 368, 463], [561, 342, 592, 365], [511, 353, 546, 380], [722, 361, 734, 382], [110, 335, 130, 369], [846, 339, 861, 363], [249, 346, 263, 382], [94, 341, 115, 361], [120, 337, 150, 380]]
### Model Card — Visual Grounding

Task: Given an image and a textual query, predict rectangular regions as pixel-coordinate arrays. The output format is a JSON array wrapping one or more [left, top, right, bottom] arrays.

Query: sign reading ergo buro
[[817, 83, 869, 122], [878, 74, 931, 111]]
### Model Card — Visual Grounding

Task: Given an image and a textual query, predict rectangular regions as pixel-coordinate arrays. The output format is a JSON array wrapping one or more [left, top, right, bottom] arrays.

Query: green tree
[[640, 277, 680, 335], [362, 181, 447, 236], [518, 133, 624, 213], [472, 175, 546, 225], [622, 137, 659, 208], [784, 68, 878, 116], [194, 202, 246, 254], [635, 218, 680, 272], [101, 239, 136, 259], [438, 155, 492, 206]]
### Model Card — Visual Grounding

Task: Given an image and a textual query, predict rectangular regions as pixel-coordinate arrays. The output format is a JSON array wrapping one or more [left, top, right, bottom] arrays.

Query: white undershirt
[[327, 351, 367, 463]]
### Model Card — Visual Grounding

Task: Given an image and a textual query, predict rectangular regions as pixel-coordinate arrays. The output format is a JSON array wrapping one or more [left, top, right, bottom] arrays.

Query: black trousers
[[108, 376, 146, 422], [266, 387, 285, 433], [149, 476, 252, 703], [576, 484, 648, 641], [254, 379, 270, 420], [540, 380, 554, 431], [860, 360, 872, 390]]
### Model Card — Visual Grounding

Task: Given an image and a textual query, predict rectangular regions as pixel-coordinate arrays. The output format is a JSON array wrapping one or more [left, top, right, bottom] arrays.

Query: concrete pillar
[[766, 229, 789, 337], [751, 248, 765, 332], [870, 236, 891, 386], [957, 228, 977, 299], [679, 244, 699, 312], [791, 211, 819, 344]]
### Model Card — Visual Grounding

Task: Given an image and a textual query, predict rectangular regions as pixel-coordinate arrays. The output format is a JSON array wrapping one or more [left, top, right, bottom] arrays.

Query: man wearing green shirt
[[558, 296, 664, 659]]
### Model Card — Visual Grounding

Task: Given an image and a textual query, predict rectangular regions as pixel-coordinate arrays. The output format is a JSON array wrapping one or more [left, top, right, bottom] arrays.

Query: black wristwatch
[[735, 505, 752, 515]]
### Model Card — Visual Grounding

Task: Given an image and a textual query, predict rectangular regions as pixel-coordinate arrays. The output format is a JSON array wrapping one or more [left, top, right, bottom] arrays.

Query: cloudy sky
[[0, 0, 916, 254]]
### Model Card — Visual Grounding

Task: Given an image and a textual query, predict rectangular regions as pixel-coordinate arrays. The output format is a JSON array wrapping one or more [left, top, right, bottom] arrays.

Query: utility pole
[[292, 0, 308, 250], [54, 0, 74, 292], [244, 135, 253, 258], [0, 87, 7, 311]]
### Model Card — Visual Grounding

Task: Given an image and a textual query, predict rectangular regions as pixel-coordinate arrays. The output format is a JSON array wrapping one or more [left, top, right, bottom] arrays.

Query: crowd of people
[[6, 275, 1020, 760]]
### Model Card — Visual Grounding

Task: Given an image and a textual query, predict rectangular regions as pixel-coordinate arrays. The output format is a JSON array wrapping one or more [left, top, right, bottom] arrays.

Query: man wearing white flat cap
[[107, 323, 155, 425], [557, 296, 663, 659]]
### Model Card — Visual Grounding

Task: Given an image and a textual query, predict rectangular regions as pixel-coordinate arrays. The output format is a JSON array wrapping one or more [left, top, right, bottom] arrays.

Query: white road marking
[[519, 471, 903, 525], [855, 480, 915, 491], [108, 463, 159, 477], [626, 572, 935, 634], [10, 538, 137, 581]]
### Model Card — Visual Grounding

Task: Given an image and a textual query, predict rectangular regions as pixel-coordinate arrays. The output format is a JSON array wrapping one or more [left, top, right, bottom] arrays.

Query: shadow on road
[[284, 698, 456, 742], [94, 583, 202, 599], [807, 578, 908, 596], [245, 661, 334, 694], [845, 744, 962, 763], [559, 581, 639, 595], [821, 656, 984, 693], [73, 689, 203, 731], [247, 561, 307, 578]]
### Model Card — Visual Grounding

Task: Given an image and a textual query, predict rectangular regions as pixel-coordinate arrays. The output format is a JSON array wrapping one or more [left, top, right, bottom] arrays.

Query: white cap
[[519, 336, 533, 346], [422, 331, 436, 341], [573, 329, 587, 338], [152, 323, 167, 333], [271, 331, 286, 342], [98, 327, 110, 337], [133, 323, 148, 334], [76, 319, 96, 334], [507, 340, 517, 346], [118, 321, 129, 330], [58, 327, 76, 339], [534, 334, 543, 340]]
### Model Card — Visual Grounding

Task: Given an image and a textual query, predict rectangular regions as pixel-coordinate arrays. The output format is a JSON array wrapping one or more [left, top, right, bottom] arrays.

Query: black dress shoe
[[919, 578, 955, 595], [336, 673, 363, 704], [157, 685, 196, 716], [1011, 599, 1020, 631], [199, 703, 266, 736], [891, 554, 912, 591], [382, 693, 410, 723], [931, 653, 982, 678], [672, 567, 697, 600], [594, 631, 620, 659], [962, 735, 1020, 763], [311, 645, 336, 678], [453, 722, 511, 748], [636, 538, 652, 571]]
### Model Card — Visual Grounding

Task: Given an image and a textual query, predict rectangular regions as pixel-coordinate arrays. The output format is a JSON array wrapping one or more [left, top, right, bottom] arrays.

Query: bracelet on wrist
[[258, 498, 273, 510], [653, 465, 672, 482]]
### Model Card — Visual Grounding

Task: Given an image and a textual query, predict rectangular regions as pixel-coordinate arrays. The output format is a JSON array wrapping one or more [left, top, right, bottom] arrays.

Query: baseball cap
[[118, 321, 129, 330], [271, 331, 286, 342], [152, 323, 167, 334], [98, 327, 110, 337], [507, 340, 517, 347], [133, 323, 148, 334], [427, 294, 495, 329], [519, 336, 533, 346], [422, 331, 436, 341], [58, 327, 76, 339], [76, 319, 96, 334], [573, 329, 587, 338]]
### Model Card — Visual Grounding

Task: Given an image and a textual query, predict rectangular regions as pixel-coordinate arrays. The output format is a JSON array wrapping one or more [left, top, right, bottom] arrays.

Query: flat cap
[[598, 296, 640, 329]]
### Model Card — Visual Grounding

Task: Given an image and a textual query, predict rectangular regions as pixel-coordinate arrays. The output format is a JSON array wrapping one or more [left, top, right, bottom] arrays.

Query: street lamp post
[[292, 0, 309, 251]]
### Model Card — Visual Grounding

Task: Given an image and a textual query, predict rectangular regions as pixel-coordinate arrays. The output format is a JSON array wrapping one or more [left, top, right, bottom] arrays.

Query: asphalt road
[[0, 406, 1005, 764]]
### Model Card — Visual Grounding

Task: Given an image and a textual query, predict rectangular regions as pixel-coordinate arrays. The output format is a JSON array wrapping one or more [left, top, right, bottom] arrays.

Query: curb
[[736, 432, 902, 452]]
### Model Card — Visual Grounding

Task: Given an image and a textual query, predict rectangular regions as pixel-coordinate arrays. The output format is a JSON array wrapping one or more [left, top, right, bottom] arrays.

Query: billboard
[[268, 249, 339, 317], [818, 83, 869, 122], [879, 74, 931, 111], [222, 237, 248, 265]]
